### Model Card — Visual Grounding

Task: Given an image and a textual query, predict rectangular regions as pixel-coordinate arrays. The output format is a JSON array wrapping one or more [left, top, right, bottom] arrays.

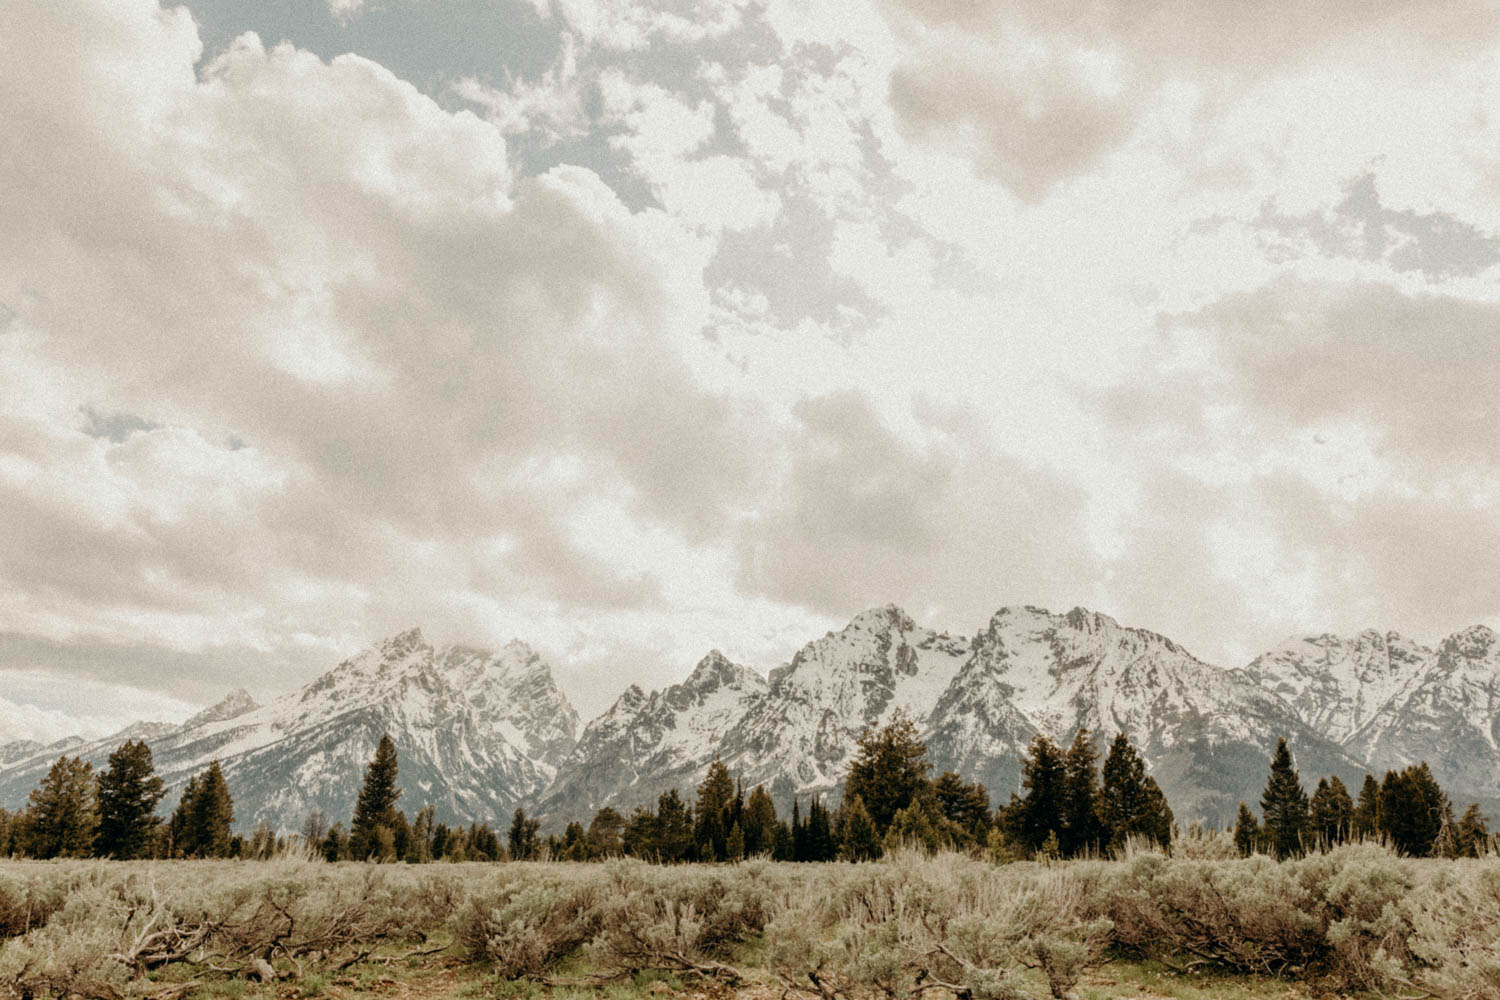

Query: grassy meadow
[[1, 838, 1498, 1000]]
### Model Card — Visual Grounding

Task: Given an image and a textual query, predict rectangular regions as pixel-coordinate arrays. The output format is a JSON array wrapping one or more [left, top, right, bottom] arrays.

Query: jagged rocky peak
[[1441, 624, 1499, 663], [184, 688, 260, 729], [1237, 628, 1435, 745], [682, 650, 763, 693], [846, 603, 918, 634]]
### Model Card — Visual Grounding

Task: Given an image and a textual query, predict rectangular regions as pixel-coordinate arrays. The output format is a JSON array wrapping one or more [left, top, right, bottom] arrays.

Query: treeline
[[0, 741, 238, 859], [0, 722, 1489, 862], [1234, 736, 1492, 859], [431, 715, 1176, 864]]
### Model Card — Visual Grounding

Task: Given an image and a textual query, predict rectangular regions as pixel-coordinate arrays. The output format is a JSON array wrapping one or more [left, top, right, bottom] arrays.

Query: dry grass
[[0, 845, 1497, 1000]]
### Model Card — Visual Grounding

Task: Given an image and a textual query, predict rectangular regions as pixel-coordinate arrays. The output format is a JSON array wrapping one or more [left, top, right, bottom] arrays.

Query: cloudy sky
[[3, 0, 1499, 740]]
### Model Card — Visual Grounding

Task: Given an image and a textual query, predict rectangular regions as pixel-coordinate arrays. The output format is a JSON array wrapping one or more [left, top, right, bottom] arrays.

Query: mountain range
[[1, 604, 1497, 830]]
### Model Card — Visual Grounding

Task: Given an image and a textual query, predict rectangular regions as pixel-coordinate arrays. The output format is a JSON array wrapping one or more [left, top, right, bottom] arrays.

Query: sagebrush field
[[3, 837, 1500, 1000]]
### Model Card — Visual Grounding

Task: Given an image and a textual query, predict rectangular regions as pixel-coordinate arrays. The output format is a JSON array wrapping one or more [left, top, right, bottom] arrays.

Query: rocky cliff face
[[7, 607, 1499, 832]]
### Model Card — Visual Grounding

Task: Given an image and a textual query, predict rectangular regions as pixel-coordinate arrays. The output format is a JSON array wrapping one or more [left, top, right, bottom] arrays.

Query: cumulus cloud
[[878, 0, 1500, 199], [0, 0, 765, 724], [734, 391, 1097, 628], [4, 0, 1500, 738]]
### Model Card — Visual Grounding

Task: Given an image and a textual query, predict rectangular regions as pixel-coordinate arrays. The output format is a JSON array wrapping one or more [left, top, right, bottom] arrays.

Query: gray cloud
[[1252, 172, 1500, 279], [734, 391, 1097, 627], [1174, 276, 1500, 469]]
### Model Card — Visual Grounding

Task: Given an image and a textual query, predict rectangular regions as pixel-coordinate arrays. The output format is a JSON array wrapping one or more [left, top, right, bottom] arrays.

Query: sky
[[2, 0, 1500, 740]]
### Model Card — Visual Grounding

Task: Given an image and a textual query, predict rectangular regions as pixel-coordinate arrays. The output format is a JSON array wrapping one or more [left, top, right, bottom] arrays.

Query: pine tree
[[743, 786, 778, 857], [771, 819, 794, 861], [1233, 802, 1259, 857], [1140, 777, 1174, 847], [1309, 775, 1353, 848], [586, 807, 625, 858], [1259, 738, 1309, 859], [843, 710, 931, 833], [1097, 733, 1161, 851], [1014, 735, 1067, 854], [406, 805, 434, 863], [623, 804, 656, 858], [806, 797, 836, 861], [350, 734, 401, 860], [1061, 729, 1103, 857], [1352, 774, 1380, 839], [1455, 803, 1490, 858], [322, 822, 347, 861], [694, 759, 735, 861], [837, 794, 881, 861], [95, 740, 166, 859], [654, 789, 693, 862], [23, 756, 99, 859], [725, 822, 745, 861], [883, 798, 947, 854], [932, 772, 990, 848], [194, 761, 236, 857], [1379, 763, 1449, 857], [791, 799, 806, 861], [508, 808, 540, 860], [168, 760, 234, 858]]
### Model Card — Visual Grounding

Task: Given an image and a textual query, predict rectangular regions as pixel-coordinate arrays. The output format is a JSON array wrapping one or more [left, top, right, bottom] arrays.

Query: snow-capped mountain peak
[[183, 688, 260, 730], [1236, 629, 1433, 744]]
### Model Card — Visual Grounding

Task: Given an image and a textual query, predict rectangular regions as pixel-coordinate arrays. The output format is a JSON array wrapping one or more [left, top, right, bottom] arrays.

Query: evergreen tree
[[654, 789, 693, 862], [586, 806, 625, 858], [171, 760, 234, 857], [23, 756, 99, 859], [1233, 802, 1259, 857], [1061, 729, 1103, 857], [771, 820, 794, 861], [508, 807, 540, 860], [1140, 777, 1174, 847], [1097, 733, 1165, 851], [1379, 764, 1449, 857], [694, 759, 735, 861], [623, 804, 656, 858], [350, 735, 402, 860], [725, 822, 745, 861], [837, 794, 881, 861], [932, 772, 990, 848], [1455, 803, 1490, 858], [843, 710, 931, 833], [1259, 738, 1309, 859], [95, 740, 166, 859], [1309, 775, 1354, 848], [1013, 735, 1067, 854], [406, 805, 434, 863], [322, 822, 347, 862], [743, 786, 778, 857], [1352, 774, 1381, 840], [791, 799, 806, 861], [883, 798, 948, 854], [805, 797, 836, 861]]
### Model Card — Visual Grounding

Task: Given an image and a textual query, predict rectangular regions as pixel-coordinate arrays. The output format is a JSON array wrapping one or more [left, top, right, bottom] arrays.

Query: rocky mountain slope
[[925, 607, 1365, 820], [5, 606, 1500, 831], [533, 650, 767, 820], [1235, 630, 1434, 743], [0, 628, 580, 830]]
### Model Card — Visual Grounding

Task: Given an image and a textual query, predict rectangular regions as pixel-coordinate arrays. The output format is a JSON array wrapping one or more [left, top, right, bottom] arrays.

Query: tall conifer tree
[[350, 734, 401, 860], [24, 756, 99, 859], [96, 739, 166, 859], [1260, 738, 1309, 859]]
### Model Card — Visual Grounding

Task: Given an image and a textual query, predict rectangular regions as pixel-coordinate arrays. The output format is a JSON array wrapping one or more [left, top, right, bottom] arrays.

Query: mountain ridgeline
[[2, 604, 1498, 831]]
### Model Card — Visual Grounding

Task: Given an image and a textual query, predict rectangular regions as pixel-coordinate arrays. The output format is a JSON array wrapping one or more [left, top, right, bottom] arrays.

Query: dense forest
[[1, 712, 1489, 863]]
